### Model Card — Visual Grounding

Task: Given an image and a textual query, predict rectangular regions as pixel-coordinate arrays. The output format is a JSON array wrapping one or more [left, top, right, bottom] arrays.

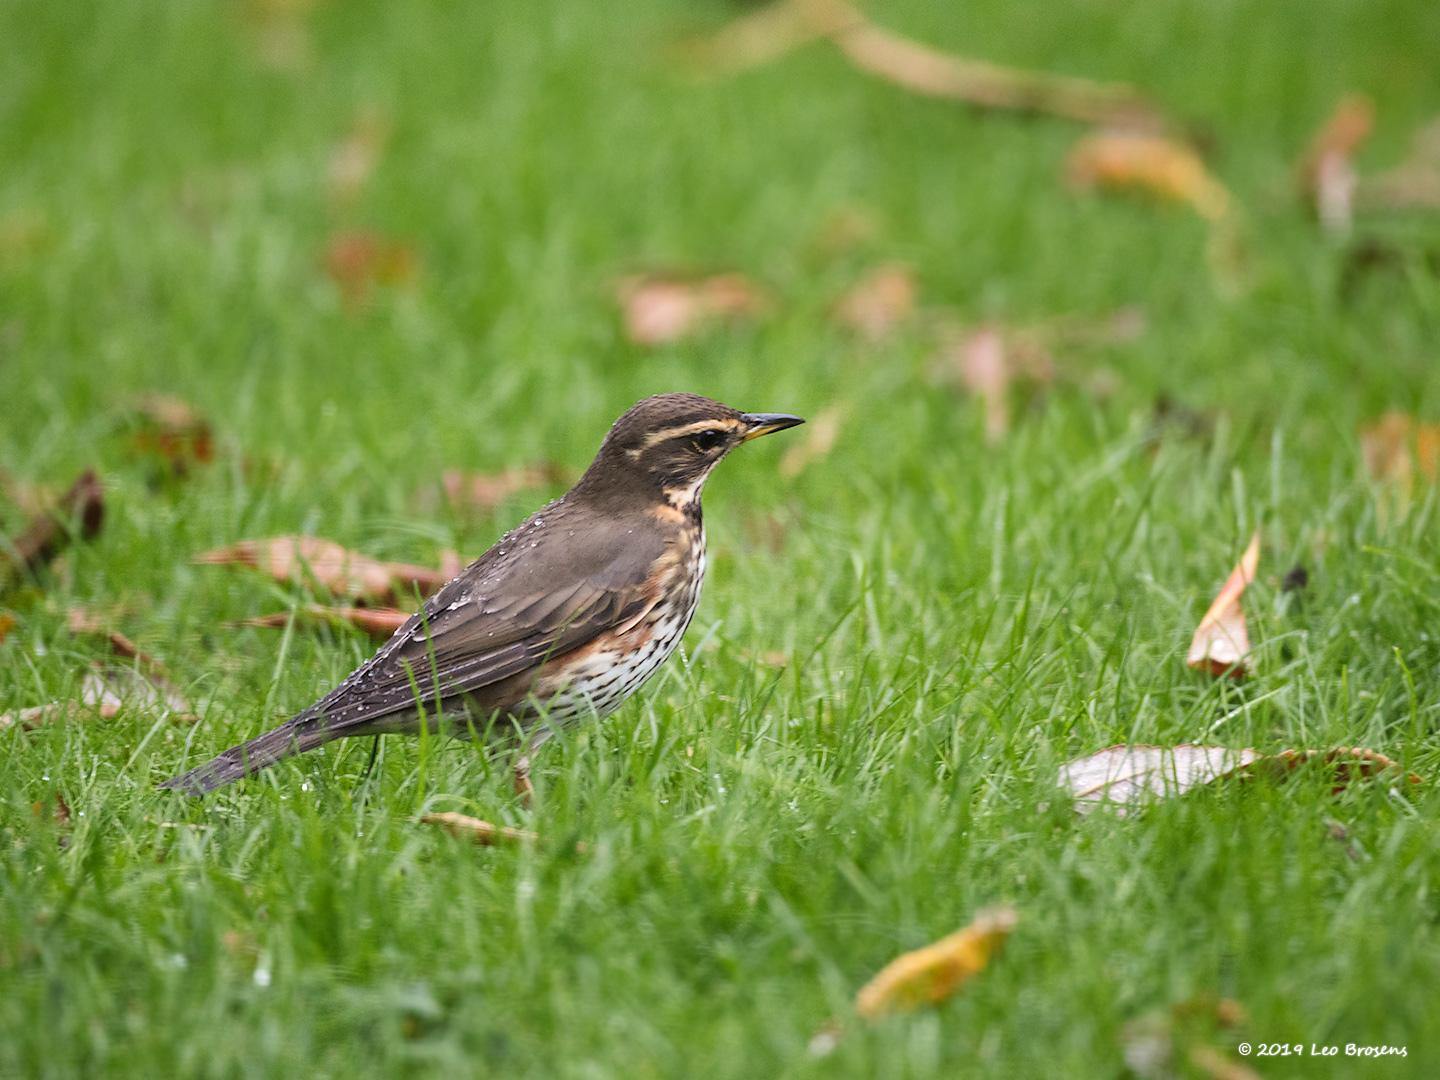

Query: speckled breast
[[533, 529, 706, 728]]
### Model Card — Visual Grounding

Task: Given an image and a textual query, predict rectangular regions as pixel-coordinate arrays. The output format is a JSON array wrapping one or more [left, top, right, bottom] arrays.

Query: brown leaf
[[833, 263, 916, 340], [323, 231, 418, 307], [778, 405, 844, 479], [1297, 95, 1374, 234], [616, 272, 768, 346], [0, 613, 15, 643], [0, 470, 104, 590], [194, 536, 448, 604], [420, 811, 539, 847], [1059, 743, 1419, 814], [433, 464, 566, 515], [794, 0, 1164, 129], [1360, 412, 1440, 503], [239, 605, 410, 641], [327, 107, 389, 205], [854, 906, 1017, 1019], [1186, 532, 1260, 678], [1067, 132, 1232, 221], [127, 394, 214, 474]]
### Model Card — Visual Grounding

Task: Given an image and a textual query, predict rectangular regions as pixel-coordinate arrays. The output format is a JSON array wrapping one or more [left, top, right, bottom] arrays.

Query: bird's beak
[[739, 412, 806, 442]]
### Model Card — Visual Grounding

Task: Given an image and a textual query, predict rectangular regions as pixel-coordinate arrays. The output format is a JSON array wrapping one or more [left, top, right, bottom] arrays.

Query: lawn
[[2, 0, 1439, 1076]]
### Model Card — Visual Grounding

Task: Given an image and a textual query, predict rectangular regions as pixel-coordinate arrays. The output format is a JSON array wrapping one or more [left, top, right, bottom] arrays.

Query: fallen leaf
[[127, 394, 214, 475], [616, 272, 768, 346], [0, 470, 104, 590], [323, 231, 418, 307], [0, 613, 15, 643], [419, 811, 539, 847], [431, 464, 566, 515], [833, 263, 916, 340], [796, 0, 1162, 128], [327, 107, 389, 205], [1360, 412, 1440, 500], [854, 906, 1017, 1019], [1060, 745, 1262, 814], [194, 536, 448, 604], [1067, 132, 1232, 221], [239, 605, 410, 640], [1297, 94, 1374, 234], [66, 607, 149, 663], [1186, 531, 1260, 678], [1059, 744, 1418, 814], [779, 405, 844, 479]]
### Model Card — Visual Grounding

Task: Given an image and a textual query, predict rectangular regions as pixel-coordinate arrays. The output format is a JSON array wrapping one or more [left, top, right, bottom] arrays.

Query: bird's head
[[575, 393, 804, 512]]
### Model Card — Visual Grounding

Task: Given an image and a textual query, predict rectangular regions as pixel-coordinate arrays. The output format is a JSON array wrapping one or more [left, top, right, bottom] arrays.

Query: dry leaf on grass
[[833, 263, 916, 340], [420, 811, 539, 847], [0, 470, 104, 590], [1297, 95, 1374, 234], [1067, 132, 1232, 222], [127, 395, 214, 475], [323, 231, 418, 306], [195, 536, 448, 604], [1186, 531, 1260, 678], [1360, 411, 1440, 494], [855, 906, 1017, 1019], [1, 665, 195, 733], [779, 405, 844, 479], [0, 613, 15, 643], [239, 605, 410, 641], [691, 0, 1166, 129], [429, 465, 566, 515], [1059, 744, 1418, 814], [616, 272, 768, 346]]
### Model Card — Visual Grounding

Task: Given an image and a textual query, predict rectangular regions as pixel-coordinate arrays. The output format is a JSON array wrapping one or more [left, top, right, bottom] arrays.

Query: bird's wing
[[299, 511, 669, 732]]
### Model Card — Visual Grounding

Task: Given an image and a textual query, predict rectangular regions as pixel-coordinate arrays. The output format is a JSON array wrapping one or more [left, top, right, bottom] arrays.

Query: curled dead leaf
[[1185, 531, 1260, 678], [1059, 743, 1419, 814], [194, 536, 448, 604], [323, 231, 418, 307], [616, 272, 768, 346], [855, 906, 1017, 1019], [1067, 132, 1232, 222], [833, 263, 916, 340], [127, 395, 214, 475], [1360, 411, 1440, 499], [0, 470, 104, 590], [239, 605, 410, 641], [419, 810, 545, 848], [432, 465, 566, 515]]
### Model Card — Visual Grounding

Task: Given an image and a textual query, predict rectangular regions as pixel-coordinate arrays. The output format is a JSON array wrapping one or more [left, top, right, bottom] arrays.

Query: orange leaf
[[855, 906, 1017, 1019], [833, 263, 916, 340], [1186, 532, 1259, 678], [323, 231, 418, 307], [616, 273, 767, 346], [194, 536, 448, 604], [1067, 132, 1231, 221]]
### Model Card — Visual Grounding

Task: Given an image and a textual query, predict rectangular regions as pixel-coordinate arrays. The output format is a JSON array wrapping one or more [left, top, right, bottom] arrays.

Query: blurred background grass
[[2, 1, 1439, 1076]]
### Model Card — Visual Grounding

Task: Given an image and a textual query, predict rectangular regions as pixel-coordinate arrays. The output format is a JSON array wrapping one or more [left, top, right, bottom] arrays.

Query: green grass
[[3, 0, 1439, 1075]]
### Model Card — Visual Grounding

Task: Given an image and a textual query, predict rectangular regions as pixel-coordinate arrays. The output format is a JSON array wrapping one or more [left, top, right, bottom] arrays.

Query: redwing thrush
[[161, 393, 803, 795]]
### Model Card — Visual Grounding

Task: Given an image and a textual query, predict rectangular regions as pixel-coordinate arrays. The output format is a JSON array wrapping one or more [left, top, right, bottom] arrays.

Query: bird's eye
[[691, 429, 726, 453]]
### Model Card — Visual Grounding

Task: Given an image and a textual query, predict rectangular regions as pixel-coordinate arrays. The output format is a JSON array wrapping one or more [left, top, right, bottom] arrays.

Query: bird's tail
[[158, 715, 333, 796]]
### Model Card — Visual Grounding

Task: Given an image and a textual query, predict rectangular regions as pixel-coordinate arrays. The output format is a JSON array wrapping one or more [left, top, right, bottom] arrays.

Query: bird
[[160, 393, 804, 796]]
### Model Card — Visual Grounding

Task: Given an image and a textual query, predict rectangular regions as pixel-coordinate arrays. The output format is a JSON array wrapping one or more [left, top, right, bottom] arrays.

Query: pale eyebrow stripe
[[640, 418, 744, 448]]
